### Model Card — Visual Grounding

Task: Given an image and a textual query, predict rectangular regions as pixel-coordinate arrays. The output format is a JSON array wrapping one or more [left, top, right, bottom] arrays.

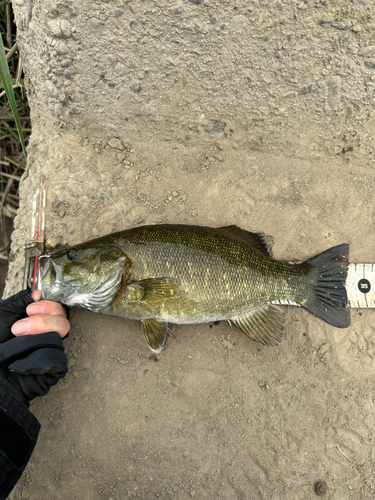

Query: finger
[[11, 314, 70, 338], [26, 300, 68, 318], [32, 290, 42, 302]]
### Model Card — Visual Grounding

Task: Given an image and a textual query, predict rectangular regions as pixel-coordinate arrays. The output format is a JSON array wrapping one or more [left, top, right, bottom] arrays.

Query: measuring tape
[[273, 263, 375, 309], [345, 263, 375, 308]]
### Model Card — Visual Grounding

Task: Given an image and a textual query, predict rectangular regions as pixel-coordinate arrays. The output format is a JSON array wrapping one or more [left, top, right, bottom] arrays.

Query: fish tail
[[303, 244, 350, 328]]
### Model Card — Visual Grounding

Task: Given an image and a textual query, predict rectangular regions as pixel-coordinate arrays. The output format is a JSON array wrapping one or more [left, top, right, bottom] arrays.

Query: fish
[[40, 224, 350, 353]]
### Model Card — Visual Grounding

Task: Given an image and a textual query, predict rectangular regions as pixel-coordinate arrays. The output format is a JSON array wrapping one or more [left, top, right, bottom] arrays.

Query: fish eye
[[67, 249, 78, 260]]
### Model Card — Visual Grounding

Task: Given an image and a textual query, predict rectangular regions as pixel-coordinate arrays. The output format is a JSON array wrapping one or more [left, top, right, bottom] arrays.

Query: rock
[[52, 200, 66, 218], [59, 91, 67, 104], [364, 59, 375, 69], [319, 15, 333, 25], [336, 22, 348, 30], [60, 59, 72, 68], [55, 41, 69, 54], [54, 103, 64, 117], [108, 138, 124, 150], [45, 80, 59, 98], [359, 46, 375, 58], [112, 63, 127, 78], [205, 119, 226, 133], [130, 82, 142, 94], [299, 84, 313, 95], [47, 19, 73, 39]]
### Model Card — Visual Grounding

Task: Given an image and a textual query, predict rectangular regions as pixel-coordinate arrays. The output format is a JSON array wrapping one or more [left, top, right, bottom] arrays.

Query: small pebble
[[131, 82, 142, 94], [319, 15, 333, 25], [365, 59, 375, 69], [108, 138, 124, 150], [47, 19, 73, 38]]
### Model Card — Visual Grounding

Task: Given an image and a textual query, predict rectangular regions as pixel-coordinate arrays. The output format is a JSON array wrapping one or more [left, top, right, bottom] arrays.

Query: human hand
[[0, 289, 70, 342], [0, 290, 70, 405]]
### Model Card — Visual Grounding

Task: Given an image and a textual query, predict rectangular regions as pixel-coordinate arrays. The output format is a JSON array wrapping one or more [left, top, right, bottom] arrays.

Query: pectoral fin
[[131, 278, 180, 302], [142, 319, 168, 353], [227, 304, 285, 346]]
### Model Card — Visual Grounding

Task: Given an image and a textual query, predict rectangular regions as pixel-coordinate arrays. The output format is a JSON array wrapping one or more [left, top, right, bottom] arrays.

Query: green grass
[[0, 30, 26, 159], [0, 1, 30, 260]]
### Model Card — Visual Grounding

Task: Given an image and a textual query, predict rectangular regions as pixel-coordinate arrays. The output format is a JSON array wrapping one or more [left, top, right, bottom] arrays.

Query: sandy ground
[[4, 0, 375, 498], [5, 138, 375, 500]]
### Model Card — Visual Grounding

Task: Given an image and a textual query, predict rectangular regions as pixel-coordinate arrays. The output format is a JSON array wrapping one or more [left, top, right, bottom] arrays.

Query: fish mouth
[[40, 256, 51, 297], [40, 255, 51, 280], [40, 256, 66, 301]]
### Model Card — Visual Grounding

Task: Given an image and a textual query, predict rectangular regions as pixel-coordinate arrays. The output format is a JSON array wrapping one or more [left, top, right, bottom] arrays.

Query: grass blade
[[0, 33, 26, 159], [0, 77, 23, 89]]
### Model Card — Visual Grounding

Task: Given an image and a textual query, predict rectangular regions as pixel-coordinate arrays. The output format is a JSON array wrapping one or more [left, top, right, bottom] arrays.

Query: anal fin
[[142, 319, 168, 353], [227, 304, 285, 346]]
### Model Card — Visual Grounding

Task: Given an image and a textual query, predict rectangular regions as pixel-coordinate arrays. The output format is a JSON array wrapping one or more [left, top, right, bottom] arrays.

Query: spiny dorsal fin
[[142, 319, 168, 353], [217, 225, 273, 257], [227, 304, 285, 346]]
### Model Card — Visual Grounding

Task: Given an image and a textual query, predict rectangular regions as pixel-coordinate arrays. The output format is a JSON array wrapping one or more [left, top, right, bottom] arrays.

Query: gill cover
[[40, 244, 131, 311]]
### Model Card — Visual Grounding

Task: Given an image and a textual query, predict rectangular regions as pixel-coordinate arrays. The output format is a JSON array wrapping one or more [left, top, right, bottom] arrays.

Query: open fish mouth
[[40, 256, 66, 301], [40, 255, 51, 279], [41, 279, 66, 301]]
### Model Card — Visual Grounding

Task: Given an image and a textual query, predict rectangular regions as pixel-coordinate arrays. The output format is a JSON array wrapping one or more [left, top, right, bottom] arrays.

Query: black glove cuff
[[0, 332, 64, 368], [0, 386, 40, 471]]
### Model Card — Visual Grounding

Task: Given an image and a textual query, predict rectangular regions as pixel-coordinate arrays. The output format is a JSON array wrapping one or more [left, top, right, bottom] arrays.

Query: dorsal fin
[[217, 225, 273, 257]]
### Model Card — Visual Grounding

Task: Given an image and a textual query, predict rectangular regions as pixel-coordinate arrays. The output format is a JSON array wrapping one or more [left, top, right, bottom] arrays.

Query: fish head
[[40, 243, 131, 310]]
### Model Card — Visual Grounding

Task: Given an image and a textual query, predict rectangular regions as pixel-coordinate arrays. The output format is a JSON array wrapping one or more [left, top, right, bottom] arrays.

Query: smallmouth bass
[[40, 224, 350, 353]]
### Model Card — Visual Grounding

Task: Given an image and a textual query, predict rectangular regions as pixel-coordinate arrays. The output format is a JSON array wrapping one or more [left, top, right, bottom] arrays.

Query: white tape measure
[[272, 263, 374, 309], [345, 263, 375, 308]]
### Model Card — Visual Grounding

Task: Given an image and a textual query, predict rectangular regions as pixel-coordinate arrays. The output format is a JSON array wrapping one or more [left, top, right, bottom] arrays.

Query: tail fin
[[303, 244, 350, 328]]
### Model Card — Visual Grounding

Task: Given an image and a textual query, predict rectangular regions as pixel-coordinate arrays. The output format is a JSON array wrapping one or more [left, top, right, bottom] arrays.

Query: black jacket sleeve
[[0, 386, 40, 500]]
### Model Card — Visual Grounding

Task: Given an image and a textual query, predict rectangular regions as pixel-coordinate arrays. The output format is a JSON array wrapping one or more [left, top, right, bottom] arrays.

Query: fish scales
[[94, 225, 310, 323], [40, 224, 350, 353]]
